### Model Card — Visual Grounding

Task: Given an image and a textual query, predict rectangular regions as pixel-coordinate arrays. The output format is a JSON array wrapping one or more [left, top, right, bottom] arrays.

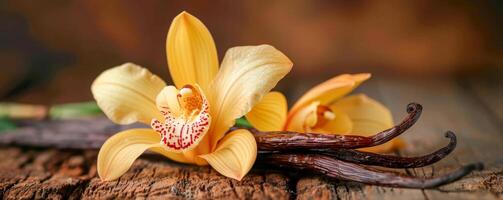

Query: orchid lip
[[151, 84, 211, 152]]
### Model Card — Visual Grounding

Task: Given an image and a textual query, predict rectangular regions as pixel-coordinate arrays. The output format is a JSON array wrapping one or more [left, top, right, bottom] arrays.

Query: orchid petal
[[285, 101, 319, 132], [288, 74, 370, 120], [166, 11, 219, 92], [97, 129, 188, 181], [285, 101, 352, 134], [208, 45, 292, 149], [246, 91, 288, 131], [156, 86, 182, 116], [332, 94, 403, 152], [199, 129, 257, 181], [150, 146, 192, 164], [91, 63, 165, 125], [311, 106, 353, 134]]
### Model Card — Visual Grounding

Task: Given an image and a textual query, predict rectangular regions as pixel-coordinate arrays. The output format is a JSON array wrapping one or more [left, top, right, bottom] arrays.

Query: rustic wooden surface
[[0, 75, 502, 200]]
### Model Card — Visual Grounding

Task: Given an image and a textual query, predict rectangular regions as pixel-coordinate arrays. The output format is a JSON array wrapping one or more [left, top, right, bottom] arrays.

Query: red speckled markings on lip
[[151, 85, 211, 152]]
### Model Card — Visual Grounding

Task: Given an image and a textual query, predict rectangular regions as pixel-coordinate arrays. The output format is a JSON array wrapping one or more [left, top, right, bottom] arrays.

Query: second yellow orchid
[[246, 74, 403, 153], [92, 12, 292, 181]]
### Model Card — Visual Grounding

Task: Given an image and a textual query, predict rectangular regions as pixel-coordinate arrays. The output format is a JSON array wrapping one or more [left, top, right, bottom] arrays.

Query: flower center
[[310, 105, 336, 129], [151, 84, 211, 152], [177, 85, 203, 120]]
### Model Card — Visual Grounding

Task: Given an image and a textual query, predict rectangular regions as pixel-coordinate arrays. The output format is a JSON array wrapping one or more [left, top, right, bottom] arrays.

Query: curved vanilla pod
[[259, 153, 483, 188], [313, 131, 457, 168], [254, 103, 422, 151]]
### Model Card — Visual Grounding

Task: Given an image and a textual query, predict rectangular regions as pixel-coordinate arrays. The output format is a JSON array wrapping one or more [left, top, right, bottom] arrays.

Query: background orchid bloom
[[246, 73, 403, 153], [91, 11, 292, 181]]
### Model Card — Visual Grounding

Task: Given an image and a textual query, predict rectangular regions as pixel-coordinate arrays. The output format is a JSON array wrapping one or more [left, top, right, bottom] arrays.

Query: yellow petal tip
[[354, 73, 371, 82], [167, 10, 219, 91], [97, 129, 161, 181], [176, 11, 192, 23], [289, 73, 371, 115]]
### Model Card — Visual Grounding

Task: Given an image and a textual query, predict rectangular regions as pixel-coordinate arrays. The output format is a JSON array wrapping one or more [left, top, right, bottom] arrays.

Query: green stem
[[49, 101, 103, 119]]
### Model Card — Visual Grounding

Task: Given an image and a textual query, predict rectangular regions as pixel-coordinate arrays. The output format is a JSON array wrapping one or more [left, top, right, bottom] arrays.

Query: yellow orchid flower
[[246, 74, 403, 153], [92, 11, 292, 181]]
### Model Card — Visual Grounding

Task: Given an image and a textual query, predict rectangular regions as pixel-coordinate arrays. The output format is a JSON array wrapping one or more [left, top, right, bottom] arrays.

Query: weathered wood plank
[[371, 78, 501, 199], [463, 71, 503, 127], [292, 77, 503, 200], [82, 159, 291, 199], [375, 78, 503, 167], [0, 146, 292, 200], [0, 147, 94, 200]]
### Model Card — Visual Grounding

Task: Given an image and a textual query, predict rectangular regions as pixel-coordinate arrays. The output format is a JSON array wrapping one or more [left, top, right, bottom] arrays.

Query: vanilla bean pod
[[259, 153, 483, 188], [310, 131, 456, 168], [258, 131, 455, 168], [254, 103, 422, 151]]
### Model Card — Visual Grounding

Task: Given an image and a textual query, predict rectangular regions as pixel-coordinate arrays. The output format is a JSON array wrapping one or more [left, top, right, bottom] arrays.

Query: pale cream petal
[[208, 45, 292, 149], [285, 101, 352, 134], [246, 91, 288, 131], [332, 94, 402, 152], [199, 129, 257, 181], [91, 63, 166, 125], [332, 94, 393, 135], [166, 11, 219, 92], [97, 129, 190, 181], [288, 74, 370, 120]]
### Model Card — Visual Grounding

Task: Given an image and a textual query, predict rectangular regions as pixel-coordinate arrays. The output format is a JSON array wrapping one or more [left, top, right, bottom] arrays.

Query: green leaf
[[235, 117, 253, 128]]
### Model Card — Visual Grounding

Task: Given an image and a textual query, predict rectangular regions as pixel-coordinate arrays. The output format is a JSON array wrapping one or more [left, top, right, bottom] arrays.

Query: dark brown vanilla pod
[[312, 131, 457, 168], [259, 153, 483, 189], [254, 103, 422, 151]]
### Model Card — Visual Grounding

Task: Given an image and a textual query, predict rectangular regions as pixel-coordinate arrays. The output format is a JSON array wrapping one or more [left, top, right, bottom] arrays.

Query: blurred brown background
[[1, 0, 502, 105]]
